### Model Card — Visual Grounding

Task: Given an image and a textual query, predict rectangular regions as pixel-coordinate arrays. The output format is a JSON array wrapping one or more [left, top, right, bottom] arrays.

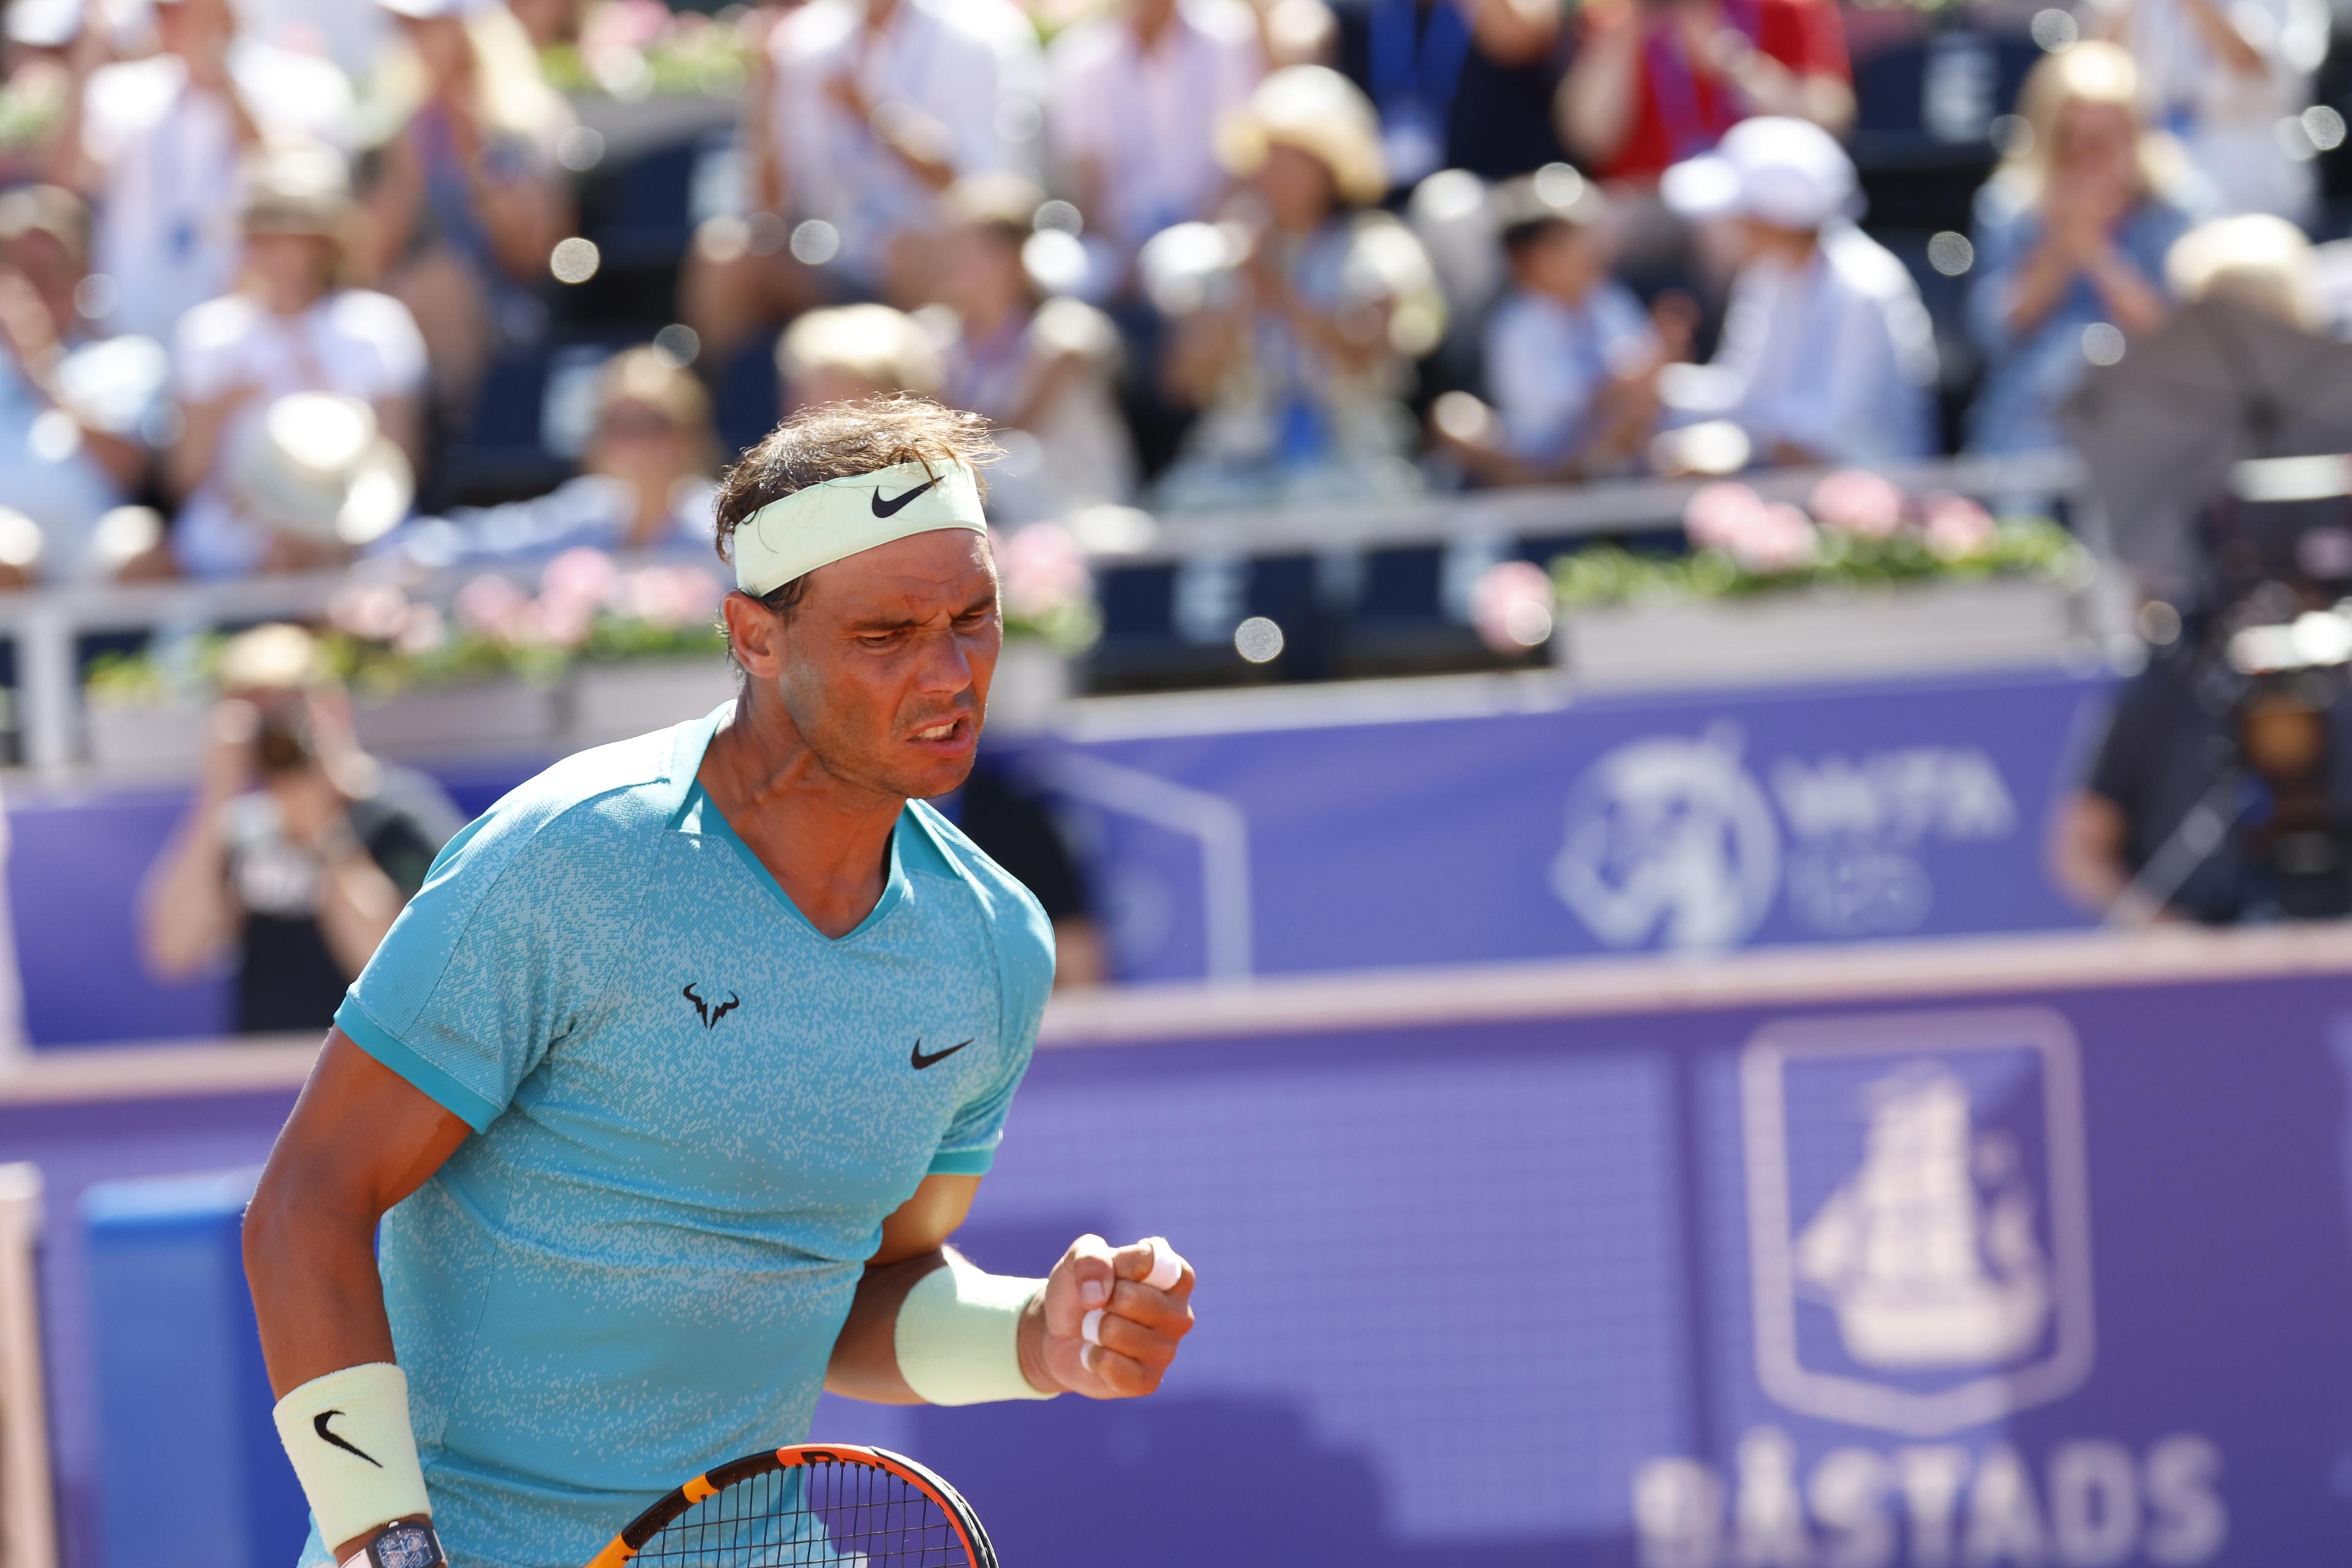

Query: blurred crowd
[[0, 0, 2339, 592]]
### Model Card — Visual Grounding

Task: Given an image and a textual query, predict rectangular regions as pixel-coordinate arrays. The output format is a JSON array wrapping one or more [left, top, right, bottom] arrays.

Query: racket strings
[[635, 1461, 969, 1567]]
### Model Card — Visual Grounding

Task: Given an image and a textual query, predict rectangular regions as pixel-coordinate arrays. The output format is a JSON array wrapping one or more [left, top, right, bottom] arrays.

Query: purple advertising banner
[[5, 671, 2114, 1046], [1044, 669, 2112, 985], [12, 938, 2351, 1567]]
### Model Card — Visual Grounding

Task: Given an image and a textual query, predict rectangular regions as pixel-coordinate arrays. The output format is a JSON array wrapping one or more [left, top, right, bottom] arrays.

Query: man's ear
[[721, 591, 785, 682]]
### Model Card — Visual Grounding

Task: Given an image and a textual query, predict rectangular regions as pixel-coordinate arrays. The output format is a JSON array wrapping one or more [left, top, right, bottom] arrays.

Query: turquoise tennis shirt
[[299, 704, 1054, 1567]]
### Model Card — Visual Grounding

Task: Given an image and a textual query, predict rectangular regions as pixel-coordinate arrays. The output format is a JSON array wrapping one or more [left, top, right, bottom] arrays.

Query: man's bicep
[[872, 1174, 982, 1267], [277, 1029, 473, 1216]]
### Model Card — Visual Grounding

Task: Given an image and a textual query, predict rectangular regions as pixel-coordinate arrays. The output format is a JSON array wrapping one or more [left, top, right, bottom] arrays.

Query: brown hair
[[713, 394, 998, 614]]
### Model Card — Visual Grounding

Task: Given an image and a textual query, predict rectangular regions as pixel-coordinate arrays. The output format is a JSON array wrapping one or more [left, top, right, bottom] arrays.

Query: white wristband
[[893, 1255, 1058, 1405], [271, 1362, 431, 1548]]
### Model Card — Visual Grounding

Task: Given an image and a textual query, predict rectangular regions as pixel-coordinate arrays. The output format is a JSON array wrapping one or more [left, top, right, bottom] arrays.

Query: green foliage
[[1551, 518, 2087, 609]]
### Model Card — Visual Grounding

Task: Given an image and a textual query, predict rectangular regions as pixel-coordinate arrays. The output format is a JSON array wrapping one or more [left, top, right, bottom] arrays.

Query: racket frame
[[584, 1441, 998, 1568]]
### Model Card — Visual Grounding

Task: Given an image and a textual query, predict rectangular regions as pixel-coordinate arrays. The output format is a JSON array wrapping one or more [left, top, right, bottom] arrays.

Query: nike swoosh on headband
[[733, 459, 987, 599], [871, 477, 941, 518]]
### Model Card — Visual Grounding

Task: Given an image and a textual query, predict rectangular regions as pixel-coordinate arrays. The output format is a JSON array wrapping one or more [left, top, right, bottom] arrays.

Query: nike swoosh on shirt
[[870, 477, 941, 518], [910, 1038, 973, 1069]]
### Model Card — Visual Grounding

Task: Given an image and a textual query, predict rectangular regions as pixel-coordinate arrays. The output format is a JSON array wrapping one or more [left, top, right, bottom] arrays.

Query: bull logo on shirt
[[681, 983, 741, 1030]]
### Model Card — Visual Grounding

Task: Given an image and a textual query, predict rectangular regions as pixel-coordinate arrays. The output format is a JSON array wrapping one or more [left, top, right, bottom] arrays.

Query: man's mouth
[[907, 714, 975, 754]]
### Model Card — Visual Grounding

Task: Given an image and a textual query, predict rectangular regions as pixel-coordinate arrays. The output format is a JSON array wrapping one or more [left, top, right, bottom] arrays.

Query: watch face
[[373, 1523, 442, 1568]]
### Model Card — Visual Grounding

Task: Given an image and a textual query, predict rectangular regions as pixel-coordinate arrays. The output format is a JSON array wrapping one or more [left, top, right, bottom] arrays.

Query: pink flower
[[616, 565, 725, 629], [1809, 469, 1905, 540], [541, 546, 620, 616], [1729, 503, 1819, 574], [1921, 493, 1998, 560], [455, 574, 529, 635], [997, 523, 1093, 620], [1684, 482, 1770, 553], [1469, 559, 1556, 654], [326, 584, 412, 643], [394, 603, 447, 657]]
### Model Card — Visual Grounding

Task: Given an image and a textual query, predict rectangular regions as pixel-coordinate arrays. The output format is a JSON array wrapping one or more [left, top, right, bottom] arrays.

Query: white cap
[[5, 0, 81, 48], [1660, 116, 1860, 232]]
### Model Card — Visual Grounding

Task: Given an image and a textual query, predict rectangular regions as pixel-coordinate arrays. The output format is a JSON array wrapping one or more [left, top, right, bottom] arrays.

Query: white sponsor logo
[[1553, 733, 2018, 951], [1551, 726, 1779, 952], [1744, 1008, 2094, 1433], [1628, 1010, 2226, 1568], [1634, 1431, 2228, 1568]]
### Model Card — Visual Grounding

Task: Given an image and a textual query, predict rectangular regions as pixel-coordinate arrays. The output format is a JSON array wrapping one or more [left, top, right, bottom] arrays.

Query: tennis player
[[243, 397, 1196, 1568]]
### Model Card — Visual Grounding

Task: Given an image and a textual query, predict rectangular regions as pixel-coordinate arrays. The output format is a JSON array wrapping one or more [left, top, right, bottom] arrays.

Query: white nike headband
[[732, 459, 988, 598]]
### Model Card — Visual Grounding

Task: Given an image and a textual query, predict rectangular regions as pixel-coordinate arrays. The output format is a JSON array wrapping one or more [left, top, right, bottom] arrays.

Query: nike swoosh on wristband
[[314, 1409, 383, 1468], [870, 476, 941, 518], [910, 1038, 973, 1069]]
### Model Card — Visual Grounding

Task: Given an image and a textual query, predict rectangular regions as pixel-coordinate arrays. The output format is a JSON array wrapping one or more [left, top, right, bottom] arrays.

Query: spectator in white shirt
[[935, 175, 1139, 524], [1047, 0, 1263, 281], [0, 184, 169, 584], [683, 0, 1045, 357], [1654, 115, 1936, 468], [57, 0, 352, 342], [168, 143, 428, 578], [1431, 165, 1683, 484]]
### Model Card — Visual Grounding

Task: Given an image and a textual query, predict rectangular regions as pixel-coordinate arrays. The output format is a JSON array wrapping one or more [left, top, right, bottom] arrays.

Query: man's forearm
[[243, 1180, 400, 1395], [825, 1247, 1057, 1403]]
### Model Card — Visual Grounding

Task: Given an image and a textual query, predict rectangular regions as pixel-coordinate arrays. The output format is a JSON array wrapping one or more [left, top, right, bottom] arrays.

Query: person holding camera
[[140, 624, 461, 1036]]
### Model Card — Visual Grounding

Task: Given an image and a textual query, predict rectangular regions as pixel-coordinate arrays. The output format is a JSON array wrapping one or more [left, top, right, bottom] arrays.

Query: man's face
[[741, 529, 1001, 801]]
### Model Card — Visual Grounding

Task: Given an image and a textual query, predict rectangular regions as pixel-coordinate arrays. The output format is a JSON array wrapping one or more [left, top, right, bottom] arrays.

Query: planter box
[[85, 679, 561, 775], [988, 642, 1074, 733], [350, 681, 560, 760], [1555, 578, 2090, 693], [566, 657, 739, 748], [85, 698, 209, 777]]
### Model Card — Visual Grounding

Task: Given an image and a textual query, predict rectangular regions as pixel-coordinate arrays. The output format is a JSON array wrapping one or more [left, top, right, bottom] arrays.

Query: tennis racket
[[584, 1442, 998, 1568]]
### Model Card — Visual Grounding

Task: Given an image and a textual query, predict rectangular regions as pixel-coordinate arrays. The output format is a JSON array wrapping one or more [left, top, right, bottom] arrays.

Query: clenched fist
[[1020, 1234, 1195, 1398]]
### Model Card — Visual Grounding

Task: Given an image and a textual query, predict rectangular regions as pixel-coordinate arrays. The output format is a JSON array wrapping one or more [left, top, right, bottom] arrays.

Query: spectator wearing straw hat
[[1155, 63, 1445, 510], [168, 142, 427, 578], [935, 175, 1137, 525], [1429, 166, 1683, 484], [56, 0, 353, 341], [1653, 115, 1935, 469], [0, 183, 170, 583], [141, 622, 461, 1036]]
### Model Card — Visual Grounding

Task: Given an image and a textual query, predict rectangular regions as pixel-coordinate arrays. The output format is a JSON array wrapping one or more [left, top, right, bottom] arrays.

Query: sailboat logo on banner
[[1740, 1007, 2097, 1436]]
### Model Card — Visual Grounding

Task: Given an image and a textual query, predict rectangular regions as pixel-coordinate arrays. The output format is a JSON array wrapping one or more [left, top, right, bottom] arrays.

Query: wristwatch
[[339, 1521, 445, 1568]]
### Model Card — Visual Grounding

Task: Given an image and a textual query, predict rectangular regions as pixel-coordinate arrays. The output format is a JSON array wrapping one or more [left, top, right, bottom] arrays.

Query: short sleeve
[[328, 292, 429, 402], [926, 855, 1055, 1175], [172, 298, 253, 404], [334, 805, 597, 1134]]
